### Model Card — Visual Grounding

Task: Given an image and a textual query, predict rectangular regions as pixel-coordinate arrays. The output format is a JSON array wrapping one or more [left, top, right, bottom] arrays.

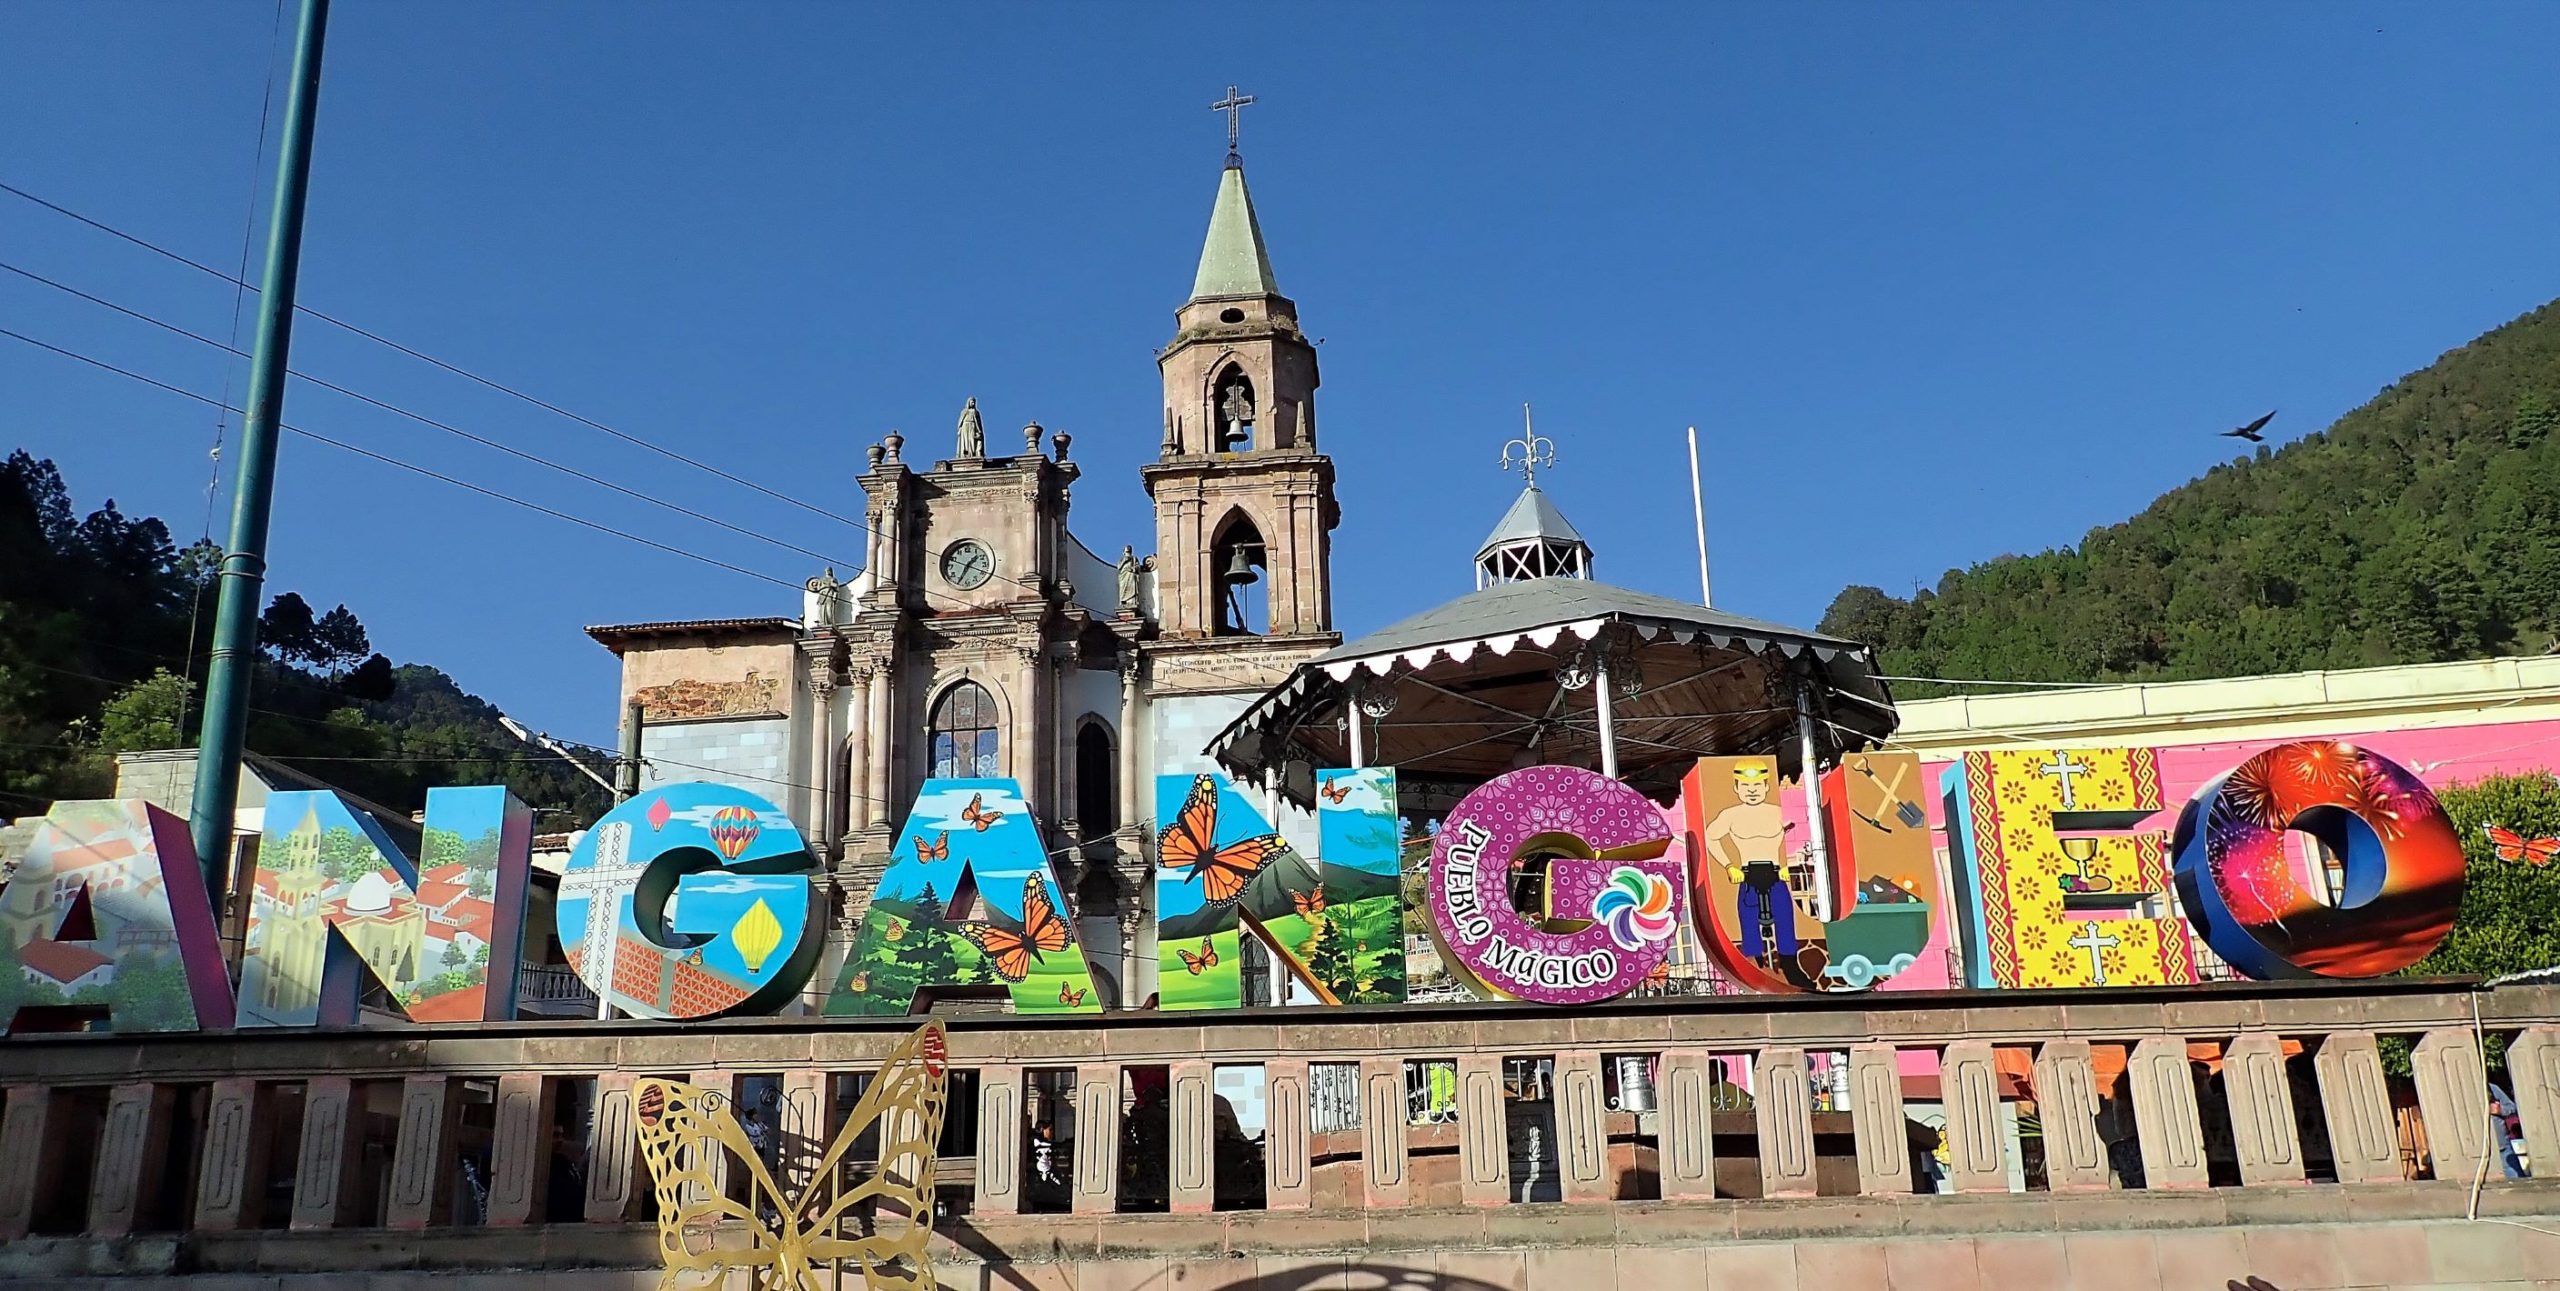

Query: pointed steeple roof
[[1476, 485, 1587, 561], [1191, 164, 1280, 300]]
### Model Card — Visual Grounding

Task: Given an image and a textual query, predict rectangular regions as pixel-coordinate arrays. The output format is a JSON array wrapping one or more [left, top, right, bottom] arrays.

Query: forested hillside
[[0, 450, 607, 822], [1822, 300, 2560, 693]]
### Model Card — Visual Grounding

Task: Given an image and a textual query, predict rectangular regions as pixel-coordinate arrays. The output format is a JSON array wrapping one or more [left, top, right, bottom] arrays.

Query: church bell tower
[[1142, 113, 1338, 645]]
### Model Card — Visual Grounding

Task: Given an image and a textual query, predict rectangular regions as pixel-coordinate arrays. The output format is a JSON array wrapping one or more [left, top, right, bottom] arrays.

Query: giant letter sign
[[1684, 751, 1941, 993], [1429, 765, 1680, 1004], [2173, 740, 2464, 979], [0, 800, 233, 1033], [829, 778, 1100, 1016], [242, 786, 533, 1026], [1944, 748, 2198, 990], [1153, 769, 1407, 1010], [558, 783, 820, 1020]]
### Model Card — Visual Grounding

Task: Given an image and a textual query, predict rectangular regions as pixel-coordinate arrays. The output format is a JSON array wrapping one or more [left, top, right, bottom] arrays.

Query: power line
[[0, 260, 865, 575], [0, 324, 812, 595], [0, 178, 883, 543]]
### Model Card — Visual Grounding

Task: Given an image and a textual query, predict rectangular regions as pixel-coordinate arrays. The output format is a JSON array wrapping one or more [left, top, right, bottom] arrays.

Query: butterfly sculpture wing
[[634, 1020, 950, 1291]]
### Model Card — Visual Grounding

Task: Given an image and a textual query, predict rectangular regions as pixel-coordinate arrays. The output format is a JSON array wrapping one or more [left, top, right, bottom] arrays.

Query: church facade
[[586, 153, 1341, 1009]]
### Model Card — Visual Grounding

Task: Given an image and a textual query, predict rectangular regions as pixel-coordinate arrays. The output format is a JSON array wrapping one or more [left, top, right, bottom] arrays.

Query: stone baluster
[[486, 1073, 557, 1225], [974, 1065, 1025, 1216], [1457, 1054, 1510, 1206], [2222, 1033, 2305, 1185], [2032, 1039, 2112, 1191], [2509, 1026, 2560, 1185], [89, 1082, 178, 1238], [2410, 1029, 2494, 1183], [1264, 1059, 1311, 1211], [585, 1073, 643, 1222], [289, 1075, 364, 1230], [2313, 1030, 2403, 1184], [1754, 1047, 1818, 1199], [1070, 1063, 1120, 1215], [384, 1076, 463, 1230], [0, 1084, 62, 1239], [1360, 1056, 1410, 1208], [1168, 1059, 1216, 1213], [1555, 1049, 1610, 1203], [1657, 1049, 1719, 1201], [2126, 1036, 2209, 1190], [194, 1077, 274, 1232], [1941, 1040, 2010, 1193], [1847, 1044, 1911, 1195]]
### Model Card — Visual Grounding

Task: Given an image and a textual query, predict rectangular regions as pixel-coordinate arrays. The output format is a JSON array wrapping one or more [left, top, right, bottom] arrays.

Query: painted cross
[[2068, 922, 2121, 985], [559, 821, 645, 994], [2040, 753, 2092, 810]]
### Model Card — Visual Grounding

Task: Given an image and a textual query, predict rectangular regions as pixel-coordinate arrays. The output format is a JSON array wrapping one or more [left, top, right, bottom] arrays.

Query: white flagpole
[[1687, 425, 1713, 607]]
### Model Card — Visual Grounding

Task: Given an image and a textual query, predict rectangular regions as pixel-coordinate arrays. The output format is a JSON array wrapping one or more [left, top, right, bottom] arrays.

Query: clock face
[[940, 539, 995, 590]]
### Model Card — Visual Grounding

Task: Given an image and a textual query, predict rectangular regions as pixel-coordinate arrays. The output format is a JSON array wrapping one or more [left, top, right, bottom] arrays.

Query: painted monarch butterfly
[[1059, 981, 1088, 1007], [912, 832, 950, 862], [1158, 775, 1287, 907], [959, 874, 1074, 982], [1175, 936, 1219, 976], [2483, 823, 2560, 866], [1319, 780, 1351, 804], [1291, 885, 1326, 917], [962, 793, 1005, 832]]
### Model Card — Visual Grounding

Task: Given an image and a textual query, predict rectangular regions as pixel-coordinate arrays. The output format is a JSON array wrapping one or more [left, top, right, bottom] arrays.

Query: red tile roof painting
[[404, 987, 489, 1024], [570, 936, 748, 1016], [19, 938, 112, 986]]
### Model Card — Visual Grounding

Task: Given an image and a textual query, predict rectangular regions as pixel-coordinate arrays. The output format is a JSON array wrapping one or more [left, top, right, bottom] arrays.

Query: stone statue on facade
[[805, 567, 845, 626], [956, 397, 985, 458], [1117, 546, 1142, 611]]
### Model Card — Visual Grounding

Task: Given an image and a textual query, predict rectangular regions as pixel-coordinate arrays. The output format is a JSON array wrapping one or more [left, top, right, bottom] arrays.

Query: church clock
[[939, 539, 995, 590]]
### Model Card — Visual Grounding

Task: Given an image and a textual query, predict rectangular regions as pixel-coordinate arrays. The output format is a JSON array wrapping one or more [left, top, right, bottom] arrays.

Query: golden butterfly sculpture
[[633, 1019, 950, 1290]]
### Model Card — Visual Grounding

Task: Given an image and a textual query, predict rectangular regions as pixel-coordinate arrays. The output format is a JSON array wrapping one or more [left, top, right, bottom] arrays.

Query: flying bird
[[2221, 410, 2276, 443]]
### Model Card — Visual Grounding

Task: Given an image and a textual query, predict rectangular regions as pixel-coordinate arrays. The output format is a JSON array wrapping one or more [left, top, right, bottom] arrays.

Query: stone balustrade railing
[[0, 978, 2554, 1275]]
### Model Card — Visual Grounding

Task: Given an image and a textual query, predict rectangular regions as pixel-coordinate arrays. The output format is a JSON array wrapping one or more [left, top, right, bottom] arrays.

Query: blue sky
[[5, 5, 2557, 745]]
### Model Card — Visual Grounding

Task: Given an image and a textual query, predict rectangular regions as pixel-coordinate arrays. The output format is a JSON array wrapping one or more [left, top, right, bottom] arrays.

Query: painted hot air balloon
[[732, 897, 784, 974], [707, 805, 761, 861]]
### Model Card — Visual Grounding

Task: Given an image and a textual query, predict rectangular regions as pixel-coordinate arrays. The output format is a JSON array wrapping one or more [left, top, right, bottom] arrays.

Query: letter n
[[0, 800, 233, 1033]]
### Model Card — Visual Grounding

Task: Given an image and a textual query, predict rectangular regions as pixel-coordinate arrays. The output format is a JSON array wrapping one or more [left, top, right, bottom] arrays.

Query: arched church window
[[1213, 365, 1257, 452], [928, 682, 1001, 779], [1211, 513, 1268, 637], [1075, 720, 1116, 838]]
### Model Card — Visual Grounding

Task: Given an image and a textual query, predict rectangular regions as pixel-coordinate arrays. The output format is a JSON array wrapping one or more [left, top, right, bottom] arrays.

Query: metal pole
[[1346, 690, 1366, 770], [1687, 426, 1713, 607], [1594, 651, 1619, 780], [188, 0, 332, 902], [1794, 679, 1833, 920], [616, 700, 644, 801]]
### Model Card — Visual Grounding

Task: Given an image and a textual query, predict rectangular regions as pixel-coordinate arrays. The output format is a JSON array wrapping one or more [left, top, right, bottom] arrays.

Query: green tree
[[2406, 774, 2560, 988], [259, 592, 320, 663], [97, 668, 193, 751], [1307, 914, 1355, 998]]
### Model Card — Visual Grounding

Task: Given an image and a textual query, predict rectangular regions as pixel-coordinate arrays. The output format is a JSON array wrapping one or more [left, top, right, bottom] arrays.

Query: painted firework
[[2172, 740, 2464, 979], [555, 783, 820, 1021], [830, 779, 1099, 1016], [0, 799, 232, 1033], [240, 786, 533, 1027], [1943, 748, 2198, 990]]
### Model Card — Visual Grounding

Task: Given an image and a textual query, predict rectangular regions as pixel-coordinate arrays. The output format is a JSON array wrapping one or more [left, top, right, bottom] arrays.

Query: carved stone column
[[2509, 1026, 2560, 1186], [1118, 906, 1145, 1009], [1457, 1054, 1509, 1206], [0, 1085, 60, 1239], [1657, 1049, 1719, 1201], [487, 1073, 556, 1225], [1168, 1059, 1216, 1213], [1941, 1041, 2009, 1193], [1359, 1056, 1411, 1208], [866, 652, 894, 832], [1848, 1044, 1911, 1195], [2313, 1030, 2402, 1184], [2410, 1029, 2493, 1182], [2032, 1039, 2112, 1191], [2127, 1036, 2209, 1189], [2223, 1032, 2305, 1184], [1070, 1063, 1120, 1215], [90, 1081, 177, 1237], [193, 1078, 273, 1232], [804, 653, 839, 861], [1265, 1058, 1311, 1210], [847, 664, 875, 833], [584, 1074, 643, 1222], [975, 1065, 1025, 1216], [1555, 1049, 1610, 1203], [290, 1075, 363, 1230], [384, 1076, 463, 1230], [1754, 1048, 1818, 1199], [1118, 654, 1144, 835]]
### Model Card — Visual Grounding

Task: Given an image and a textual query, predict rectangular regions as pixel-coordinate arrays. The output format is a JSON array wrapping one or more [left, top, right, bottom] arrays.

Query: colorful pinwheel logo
[[1593, 867, 1678, 951]]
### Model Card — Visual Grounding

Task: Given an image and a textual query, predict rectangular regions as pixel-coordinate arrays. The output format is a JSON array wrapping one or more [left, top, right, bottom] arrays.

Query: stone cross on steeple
[[1211, 85, 1256, 167]]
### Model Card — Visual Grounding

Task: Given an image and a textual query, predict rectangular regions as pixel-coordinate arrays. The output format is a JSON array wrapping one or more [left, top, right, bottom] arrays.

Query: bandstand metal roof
[[1205, 577, 1899, 812]]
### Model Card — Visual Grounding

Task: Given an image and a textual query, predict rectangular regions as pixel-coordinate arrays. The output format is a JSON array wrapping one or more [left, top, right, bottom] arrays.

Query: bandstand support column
[[1593, 651, 1619, 780]]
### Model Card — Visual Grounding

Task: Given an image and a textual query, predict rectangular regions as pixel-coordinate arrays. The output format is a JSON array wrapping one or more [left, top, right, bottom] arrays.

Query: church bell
[[1223, 545, 1262, 586]]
